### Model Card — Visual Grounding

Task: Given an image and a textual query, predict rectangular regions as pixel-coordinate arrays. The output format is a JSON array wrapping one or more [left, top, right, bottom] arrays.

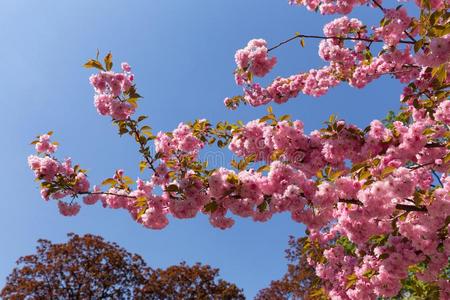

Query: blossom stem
[[129, 120, 157, 173]]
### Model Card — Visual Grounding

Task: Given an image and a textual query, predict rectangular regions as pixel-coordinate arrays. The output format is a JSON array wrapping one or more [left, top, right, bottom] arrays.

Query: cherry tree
[[28, 0, 449, 298]]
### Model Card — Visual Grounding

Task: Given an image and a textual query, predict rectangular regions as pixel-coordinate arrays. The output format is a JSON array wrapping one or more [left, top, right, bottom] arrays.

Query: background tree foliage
[[142, 262, 245, 300], [1, 233, 244, 300]]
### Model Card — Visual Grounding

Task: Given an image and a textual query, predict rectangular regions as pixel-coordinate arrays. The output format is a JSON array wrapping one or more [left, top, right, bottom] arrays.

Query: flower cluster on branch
[[28, 0, 449, 298]]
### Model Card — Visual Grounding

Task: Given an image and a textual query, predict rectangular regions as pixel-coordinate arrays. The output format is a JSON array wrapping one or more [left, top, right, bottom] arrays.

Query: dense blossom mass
[[29, 0, 449, 299]]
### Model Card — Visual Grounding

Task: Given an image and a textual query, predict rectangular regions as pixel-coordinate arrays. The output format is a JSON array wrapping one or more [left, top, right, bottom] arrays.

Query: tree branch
[[77, 191, 137, 199], [338, 199, 427, 212], [128, 120, 157, 173], [268, 34, 414, 52], [432, 169, 443, 187]]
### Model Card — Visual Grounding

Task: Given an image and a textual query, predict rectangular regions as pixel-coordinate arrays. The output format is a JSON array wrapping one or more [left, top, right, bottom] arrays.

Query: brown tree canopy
[[1, 233, 148, 299], [141, 262, 245, 300], [1, 233, 244, 300]]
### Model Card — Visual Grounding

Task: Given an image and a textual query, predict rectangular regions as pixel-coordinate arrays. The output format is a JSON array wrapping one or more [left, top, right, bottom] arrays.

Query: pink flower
[[121, 62, 131, 72], [35, 134, 57, 154], [58, 201, 81, 216]]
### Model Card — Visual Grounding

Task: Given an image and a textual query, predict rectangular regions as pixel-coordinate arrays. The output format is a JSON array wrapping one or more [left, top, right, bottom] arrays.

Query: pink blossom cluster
[[28, 142, 90, 216], [29, 102, 449, 233], [89, 63, 135, 120], [414, 34, 450, 67], [29, 99, 450, 298], [155, 122, 205, 159], [29, 0, 450, 296], [234, 39, 277, 85], [435, 99, 450, 124], [230, 14, 428, 107], [34, 134, 57, 154], [289, 0, 370, 15], [315, 236, 428, 299], [374, 8, 411, 46]]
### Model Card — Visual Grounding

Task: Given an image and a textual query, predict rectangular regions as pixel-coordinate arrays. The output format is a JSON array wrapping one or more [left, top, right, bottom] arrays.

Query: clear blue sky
[[1, 1, 404, 297]]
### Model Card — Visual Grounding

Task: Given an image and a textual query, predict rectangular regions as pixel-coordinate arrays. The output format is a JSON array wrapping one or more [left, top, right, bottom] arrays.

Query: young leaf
[[101, 178, 117, 186], [104, 52, 113, 71], [84, 59, 105, 71], [381, 166, 396, 178]]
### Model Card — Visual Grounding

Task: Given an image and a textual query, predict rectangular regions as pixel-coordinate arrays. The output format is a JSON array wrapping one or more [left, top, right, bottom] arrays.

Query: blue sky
[[0, 0, 405, 297]]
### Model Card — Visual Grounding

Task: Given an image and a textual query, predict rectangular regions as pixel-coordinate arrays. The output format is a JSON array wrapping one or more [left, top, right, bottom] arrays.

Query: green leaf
[[345, 274, 357, 289], [436, 65, 447, 84], [83, 59, 105, 71], [101, 178, 117, 186], [309, 288, 326, 298], [443, 152, 450, 164], [135, 196, 147, 207], [351, 162, 366, 173], [139, 161, 147, 173], [123, 176, 134, 185], [280, 114, 291, 121], [363, 269, 376, 279], [226, 173, 239, 185], [137, 115, 148, 122], [231, 159, 239, 169], [381, 166, 396, 178], [247, 72, 253, 82], [257, 200, 268, 212], [204, 201, 218, 213], [422, 128, 435, 136], [141, 126, 152, 137], [257, 165, 270, 173], [259, 116, 271, 123], [316, 170, 323, 179], [128, 98, 139, 109], [330, 170, 344, 182], [358, 169, 371, 181], [378, 253, 390, 260], [328, 114, 336, 124], [414, 39, 424, 52], [245, 154, 257, 164], [104, 52, 113, 71], [270, 149, 284, 161], [137, 207, 147, 219]]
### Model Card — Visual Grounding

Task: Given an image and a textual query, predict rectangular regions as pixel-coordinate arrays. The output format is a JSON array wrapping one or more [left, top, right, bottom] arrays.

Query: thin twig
[[432, 169, 444, 187], [129, 121, 157, 173], [339, 198, 428, 212], [78, 191, 137, 199], [268, 34, 414, 52]]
